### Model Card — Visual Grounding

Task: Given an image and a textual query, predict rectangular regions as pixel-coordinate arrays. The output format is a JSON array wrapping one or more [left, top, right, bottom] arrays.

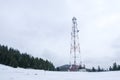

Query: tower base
[[69, 64, 79, 71]]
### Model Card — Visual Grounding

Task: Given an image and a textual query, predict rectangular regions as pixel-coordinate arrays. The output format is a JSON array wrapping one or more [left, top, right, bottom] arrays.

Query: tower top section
[[72, 17, 77, 24]]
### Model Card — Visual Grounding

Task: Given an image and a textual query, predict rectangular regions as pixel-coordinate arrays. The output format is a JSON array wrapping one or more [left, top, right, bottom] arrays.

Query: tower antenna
[[69, 17, 81, 71]]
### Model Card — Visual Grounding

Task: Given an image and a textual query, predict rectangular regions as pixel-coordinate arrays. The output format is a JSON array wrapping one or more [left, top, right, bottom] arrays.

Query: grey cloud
[[0, 0, 120, 67]]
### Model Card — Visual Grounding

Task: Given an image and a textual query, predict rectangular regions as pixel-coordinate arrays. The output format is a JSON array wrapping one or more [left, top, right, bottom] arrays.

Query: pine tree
[[97, 66, 101, 72], [109, 66, 112, 71], [117, 65, 120, 70], [113, 62, 117, 71], [92, 67, 96, 72]]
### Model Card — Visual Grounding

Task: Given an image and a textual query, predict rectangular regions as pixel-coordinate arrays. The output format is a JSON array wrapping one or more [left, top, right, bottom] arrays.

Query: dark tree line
[[87, 62, 120, 72], [0, 44, 55, 71], [109, 62, 120, 71], [55, 63, 120, 72], [88, 66, 105, 72]]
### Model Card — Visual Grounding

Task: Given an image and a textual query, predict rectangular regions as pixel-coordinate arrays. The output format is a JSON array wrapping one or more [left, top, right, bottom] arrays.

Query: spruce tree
[[92, 67, 96, 72], [113, 62, 117, 71], [97, 66, 101, 72]]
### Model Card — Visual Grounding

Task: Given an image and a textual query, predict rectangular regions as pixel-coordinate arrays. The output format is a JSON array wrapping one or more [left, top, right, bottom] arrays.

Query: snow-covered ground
[[0, 64, 120, 80]]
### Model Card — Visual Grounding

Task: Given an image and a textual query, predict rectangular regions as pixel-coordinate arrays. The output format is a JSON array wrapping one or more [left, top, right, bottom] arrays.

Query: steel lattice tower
[[69, 17, 81, 71]]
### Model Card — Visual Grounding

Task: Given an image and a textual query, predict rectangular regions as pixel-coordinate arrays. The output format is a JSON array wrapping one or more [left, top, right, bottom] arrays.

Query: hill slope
[[0, 64, 120, 80]]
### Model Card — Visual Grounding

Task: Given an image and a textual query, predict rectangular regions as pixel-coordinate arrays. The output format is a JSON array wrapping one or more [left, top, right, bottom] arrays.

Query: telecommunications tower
[[69, 17, 81, 71]]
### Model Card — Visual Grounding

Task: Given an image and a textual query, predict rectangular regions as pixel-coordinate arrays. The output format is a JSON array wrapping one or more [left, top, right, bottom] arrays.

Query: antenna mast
[[69, 17, 81, 71]]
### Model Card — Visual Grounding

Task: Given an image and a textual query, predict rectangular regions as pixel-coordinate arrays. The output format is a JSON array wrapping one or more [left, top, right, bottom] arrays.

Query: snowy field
[[0, 64, 120, 80]]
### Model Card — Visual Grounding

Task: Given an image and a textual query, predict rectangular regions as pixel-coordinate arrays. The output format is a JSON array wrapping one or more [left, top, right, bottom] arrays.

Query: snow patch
[[0, 64, 120, 80]]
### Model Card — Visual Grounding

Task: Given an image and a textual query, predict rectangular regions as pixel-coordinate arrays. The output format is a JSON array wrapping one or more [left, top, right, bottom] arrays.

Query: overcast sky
[[0, 0, 120, 68]]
